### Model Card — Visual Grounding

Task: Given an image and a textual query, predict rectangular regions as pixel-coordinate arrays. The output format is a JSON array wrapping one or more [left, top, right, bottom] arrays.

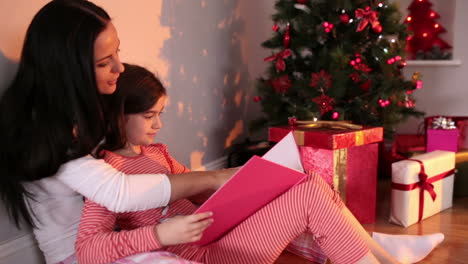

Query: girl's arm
[[75, 200, 162, 264], [57, 155, 235, 212]]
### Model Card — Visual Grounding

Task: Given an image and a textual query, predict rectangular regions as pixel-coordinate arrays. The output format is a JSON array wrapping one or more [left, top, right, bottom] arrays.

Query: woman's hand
[[153, 212, 214, 246], [212, 167, 238, 190]]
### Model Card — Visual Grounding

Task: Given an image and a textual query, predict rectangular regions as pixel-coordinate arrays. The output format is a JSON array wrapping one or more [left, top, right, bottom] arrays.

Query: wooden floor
[[275, 179, 468, 263]]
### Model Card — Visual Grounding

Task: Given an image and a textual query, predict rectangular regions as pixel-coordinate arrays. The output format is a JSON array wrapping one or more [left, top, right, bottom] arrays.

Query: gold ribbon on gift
[[456, 150, 468, 163], [292, 130, 305, 146], [295, 120, 365, 147], [355, 130, 364, 146], [295, 120, 363, 130], [333, 148, 348, 202]]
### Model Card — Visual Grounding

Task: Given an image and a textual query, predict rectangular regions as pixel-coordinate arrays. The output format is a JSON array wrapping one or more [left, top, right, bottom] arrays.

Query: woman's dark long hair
[[0, 0, 111, 228], [98, 63, 167, 156]]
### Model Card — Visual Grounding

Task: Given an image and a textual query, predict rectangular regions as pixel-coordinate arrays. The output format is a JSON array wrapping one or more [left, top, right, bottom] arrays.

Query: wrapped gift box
[[425, 116, 468, 151], [390, 151, 455, 227], [426, 129, 459, 152], [269, 125, 383, 224]]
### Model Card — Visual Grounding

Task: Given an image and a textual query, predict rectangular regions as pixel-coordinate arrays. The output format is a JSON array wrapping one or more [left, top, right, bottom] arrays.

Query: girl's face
[[125, 96, 167, 147], [94, 22, 125, 94]]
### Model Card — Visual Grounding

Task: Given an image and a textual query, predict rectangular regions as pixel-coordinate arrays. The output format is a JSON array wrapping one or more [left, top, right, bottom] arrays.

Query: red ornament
[[271, 75, 292, 94], [264, 49, 292, 72], [253, 96, 261, 102], [360, 80, 371, 92], [288, 116, 298, 126], [416, 80, 423, 89], [397, 60, 407, 69], [353, 63, 372, 73], [373, 24, 383, 33], [283, 25, 291, 48], [272, 24, 279, 32], [310, 70, 332, 90], [340, 14, 350, 24], [296, 0, 307, 3], [332, 112, 340, 119], [312, 94, 335, 115], [378, 99, 390, 107], [323, 21, 334, 33], [349, 72, 361, 83], [355, 7, 381, 33]]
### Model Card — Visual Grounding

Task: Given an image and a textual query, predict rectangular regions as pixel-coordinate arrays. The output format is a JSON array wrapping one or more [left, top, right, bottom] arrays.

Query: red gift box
[[269, 125, 383, 223], [425, 116, 468, 151]]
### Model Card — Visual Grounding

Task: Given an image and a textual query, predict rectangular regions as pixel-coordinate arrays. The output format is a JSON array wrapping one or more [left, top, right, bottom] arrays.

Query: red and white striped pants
[[168, 172, 369, 264]]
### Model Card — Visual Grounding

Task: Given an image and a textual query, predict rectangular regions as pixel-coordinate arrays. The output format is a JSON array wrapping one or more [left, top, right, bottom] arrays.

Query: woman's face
[[94, 22, 125, 94], [125, 96, 167, 147]]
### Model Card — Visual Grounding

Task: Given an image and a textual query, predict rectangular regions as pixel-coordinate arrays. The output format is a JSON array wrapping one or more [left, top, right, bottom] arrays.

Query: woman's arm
[[57, 155, 171, 212], [168, 168, 237, 203], [57, 155, 236, 212], [159, 144, 236, 204]]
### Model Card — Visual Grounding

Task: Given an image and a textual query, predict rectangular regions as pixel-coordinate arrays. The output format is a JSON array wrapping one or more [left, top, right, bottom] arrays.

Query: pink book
[[193, 132, 307, 246]]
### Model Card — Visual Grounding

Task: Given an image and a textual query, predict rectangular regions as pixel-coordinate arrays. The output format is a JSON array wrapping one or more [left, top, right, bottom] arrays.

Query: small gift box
[[426, 116, 468, 152], [390, 151, 455, 227], [269, 122, 383, 223]]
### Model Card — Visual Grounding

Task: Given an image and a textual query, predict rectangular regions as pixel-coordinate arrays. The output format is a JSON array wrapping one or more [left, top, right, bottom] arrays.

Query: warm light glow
[[234, 90, 243, 107], [406, 16, 412, 22], [177, 102, 184, 116], [434, 24, 440, 28], [430, 12, 436, 17], [224, 120, 244, 148], [190, 151, 205, 171], [234, 72, 241, 85], [423, 33, 428, 37]]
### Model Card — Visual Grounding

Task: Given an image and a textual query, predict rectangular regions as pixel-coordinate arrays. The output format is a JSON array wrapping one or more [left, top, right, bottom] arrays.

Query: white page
[[262, 132, 304, 172]]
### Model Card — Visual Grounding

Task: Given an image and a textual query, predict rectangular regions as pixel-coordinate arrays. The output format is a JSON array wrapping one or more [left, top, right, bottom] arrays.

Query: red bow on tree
[[271, 75, 292, 94], [264, 49, 292, 72], [355, 7, 382, 33]]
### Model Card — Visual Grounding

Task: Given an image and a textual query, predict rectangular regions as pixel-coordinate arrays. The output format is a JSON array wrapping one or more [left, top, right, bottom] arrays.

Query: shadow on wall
[[0, 51, 18, 97], [158, 0, 251, 169]]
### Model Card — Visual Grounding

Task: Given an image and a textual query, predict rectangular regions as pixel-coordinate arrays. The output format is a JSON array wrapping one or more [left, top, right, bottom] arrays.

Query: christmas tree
[[251, 0, 424, 138], [405, 0, 452, 60]]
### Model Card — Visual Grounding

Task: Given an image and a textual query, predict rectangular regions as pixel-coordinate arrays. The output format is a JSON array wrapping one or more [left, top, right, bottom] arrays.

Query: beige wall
[[394, 0, 468, 133], [1, 0, 467, 165], [0, 0, 273, 169]]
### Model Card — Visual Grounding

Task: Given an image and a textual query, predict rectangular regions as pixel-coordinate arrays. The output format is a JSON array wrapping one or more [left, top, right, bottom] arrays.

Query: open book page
[[262, 132, 304, 172], [193, 132, 306, 246]]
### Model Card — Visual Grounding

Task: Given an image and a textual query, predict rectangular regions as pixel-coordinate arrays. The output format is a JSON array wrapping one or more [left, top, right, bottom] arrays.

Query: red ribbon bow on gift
[[264, 49, 292, 72], [392, 159, 454, 223], [355, 7, 381, 33]]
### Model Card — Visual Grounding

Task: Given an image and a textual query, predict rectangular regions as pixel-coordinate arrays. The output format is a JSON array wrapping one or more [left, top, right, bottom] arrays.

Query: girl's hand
[[154, 212, 214, 246]]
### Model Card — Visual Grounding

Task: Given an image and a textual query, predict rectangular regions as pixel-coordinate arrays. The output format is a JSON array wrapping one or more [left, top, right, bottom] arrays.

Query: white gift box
[[390, 150, 455, 227]]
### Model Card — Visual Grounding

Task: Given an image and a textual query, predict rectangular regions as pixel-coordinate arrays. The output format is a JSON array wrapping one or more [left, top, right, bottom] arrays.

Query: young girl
[[0, 1, 232, 264], [75, 64, 443, 264]]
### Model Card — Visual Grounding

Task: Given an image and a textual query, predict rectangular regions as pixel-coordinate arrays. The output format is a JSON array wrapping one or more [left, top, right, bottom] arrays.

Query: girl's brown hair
[[98, 63, 167, 156]]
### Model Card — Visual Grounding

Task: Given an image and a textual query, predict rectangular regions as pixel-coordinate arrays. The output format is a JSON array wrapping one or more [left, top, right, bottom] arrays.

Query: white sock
[[372, 232, 444, 264]]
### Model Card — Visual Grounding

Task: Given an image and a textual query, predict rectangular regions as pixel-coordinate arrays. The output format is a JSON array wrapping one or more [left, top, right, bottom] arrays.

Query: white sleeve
[[55, 155, 171, 213]]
